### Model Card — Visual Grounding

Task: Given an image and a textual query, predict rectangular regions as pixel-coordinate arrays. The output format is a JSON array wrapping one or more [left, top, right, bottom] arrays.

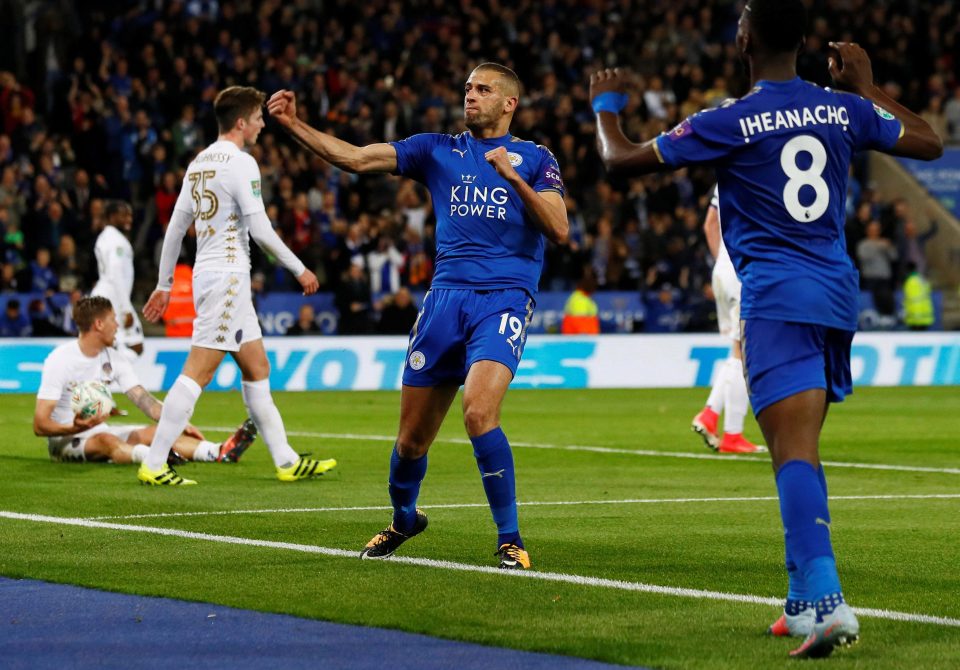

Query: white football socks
[[131, 444, 149, 464], [144, 374, 202, 471], [242, 378, 298, 467], [723, 357, 748, 434], [705, 360, 727, 413], [192, 441, 221, 462]]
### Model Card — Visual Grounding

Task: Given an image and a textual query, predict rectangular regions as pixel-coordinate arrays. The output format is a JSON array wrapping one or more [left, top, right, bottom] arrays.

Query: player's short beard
[[465, 108, 493, 134]]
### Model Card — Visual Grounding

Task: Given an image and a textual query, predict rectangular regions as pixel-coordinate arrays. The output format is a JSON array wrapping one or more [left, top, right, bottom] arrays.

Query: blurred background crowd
[[0, 0, 957, 336]]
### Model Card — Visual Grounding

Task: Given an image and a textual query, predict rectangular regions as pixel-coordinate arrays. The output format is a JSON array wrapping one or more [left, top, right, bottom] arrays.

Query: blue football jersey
[[656, 78, 903, 330], [391, 132, 564, 295]]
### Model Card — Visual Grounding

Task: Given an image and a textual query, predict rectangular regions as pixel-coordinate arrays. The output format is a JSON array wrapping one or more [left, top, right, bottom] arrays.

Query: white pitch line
[[199, 427, 960, 476], [88, 493, 960, 521], [2, 510, 958, 629]]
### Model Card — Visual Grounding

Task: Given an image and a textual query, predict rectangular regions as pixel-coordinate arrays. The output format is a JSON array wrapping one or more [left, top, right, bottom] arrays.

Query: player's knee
[[462, 403, 497, 437], [394, 435, 429, 459]]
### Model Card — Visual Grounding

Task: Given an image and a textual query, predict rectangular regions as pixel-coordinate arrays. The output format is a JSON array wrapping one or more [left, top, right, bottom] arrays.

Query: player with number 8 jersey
[[591, 0, 942, 658]]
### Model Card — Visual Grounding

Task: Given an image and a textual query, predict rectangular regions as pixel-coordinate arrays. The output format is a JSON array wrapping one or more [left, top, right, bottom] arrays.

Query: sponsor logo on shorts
[[408, 350, 426, 370], [235, 329, 243, 344]]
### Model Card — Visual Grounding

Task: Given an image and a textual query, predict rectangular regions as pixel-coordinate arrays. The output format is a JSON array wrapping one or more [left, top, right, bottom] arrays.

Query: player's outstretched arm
[[267, 90, 398, 174], [829, 42, 943, 161], [245, 211, 319, 295], [144, 208, 194, 322], [590, 68, 667, 176], [124, 384, 205, 437]]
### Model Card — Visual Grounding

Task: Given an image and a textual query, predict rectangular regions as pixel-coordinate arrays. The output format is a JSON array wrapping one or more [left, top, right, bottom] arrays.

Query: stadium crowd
[[0, 0, 957, 336]]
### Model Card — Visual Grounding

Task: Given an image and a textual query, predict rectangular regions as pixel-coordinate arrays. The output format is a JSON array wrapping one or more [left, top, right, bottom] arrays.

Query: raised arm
[[267, 90, 398, 174], [590, 69, 669, 176], [829, 42, 943, 161]]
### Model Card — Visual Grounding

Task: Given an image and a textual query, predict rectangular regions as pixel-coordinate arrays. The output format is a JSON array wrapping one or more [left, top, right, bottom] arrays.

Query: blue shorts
[[741, 319, 854, 416], [402, 288, 534, 387]]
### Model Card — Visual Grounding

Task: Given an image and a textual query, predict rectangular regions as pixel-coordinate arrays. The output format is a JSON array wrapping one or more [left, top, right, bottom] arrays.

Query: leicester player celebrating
[[590, 0, 941, 658], [268, 63, 568, 569]]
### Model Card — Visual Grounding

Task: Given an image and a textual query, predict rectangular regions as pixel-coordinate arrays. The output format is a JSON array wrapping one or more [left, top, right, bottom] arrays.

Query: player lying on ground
[[591, 0, 941, 658], [34, 296, 256, 467], [269, 62, 568, 569]]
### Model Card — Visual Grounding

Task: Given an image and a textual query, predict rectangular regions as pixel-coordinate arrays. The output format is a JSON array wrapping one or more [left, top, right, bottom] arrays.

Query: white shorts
[[713, 265, 742, 341], [192, 271, 262, 352], [47, 423, 147, 462]]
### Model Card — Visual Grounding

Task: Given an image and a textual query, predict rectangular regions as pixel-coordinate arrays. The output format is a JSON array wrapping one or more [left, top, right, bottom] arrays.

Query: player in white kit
[[140, 86, 335, 486], [33, 296, 257, 465], [691, 187, 764, 454], [91, 200, 144, 360]]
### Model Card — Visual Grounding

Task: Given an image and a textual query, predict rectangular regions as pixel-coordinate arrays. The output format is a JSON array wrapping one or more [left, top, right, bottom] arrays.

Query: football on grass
[[70, 381, 114, 420]]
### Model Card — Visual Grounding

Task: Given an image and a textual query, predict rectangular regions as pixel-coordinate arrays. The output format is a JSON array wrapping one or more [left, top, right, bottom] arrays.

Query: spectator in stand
[[943, 87, 960, 144], [921, 95, 949, 143], [857, 221, 898, 316], [367, 235, 404, 297], [286, 304, 323, 336], [28, 297, 66, 336], [378, 287, 418, 335], [54, 234, 81, 291], [29, 247, 58, 293], [897, 216, 939, 281], [0, 298, 31, 336], [336, 257, 374, 335]]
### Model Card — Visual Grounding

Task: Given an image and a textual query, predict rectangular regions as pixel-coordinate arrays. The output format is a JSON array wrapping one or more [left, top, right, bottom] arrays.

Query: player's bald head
[[471, 63, 521, 99]]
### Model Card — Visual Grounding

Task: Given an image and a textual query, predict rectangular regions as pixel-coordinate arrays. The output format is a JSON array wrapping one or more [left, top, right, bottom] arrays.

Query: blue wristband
[[592, 92, 628, 114]]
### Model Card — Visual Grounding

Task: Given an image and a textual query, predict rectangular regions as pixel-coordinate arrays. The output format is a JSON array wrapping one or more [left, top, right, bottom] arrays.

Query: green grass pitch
[[1, 387, 958, 669]]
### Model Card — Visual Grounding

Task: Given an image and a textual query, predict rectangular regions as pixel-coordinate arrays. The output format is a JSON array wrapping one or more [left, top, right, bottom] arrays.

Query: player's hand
[[484, 146, 520, 183], [142, 289, 170, 323], [828, 42, 874, 94], [297, 269, 319, 295], [183, 424, 205, 440], [73, 413, 105, 431], [589, 68, 631, 101], [109, 406, 128, 417], [267, 90, 297, 127]]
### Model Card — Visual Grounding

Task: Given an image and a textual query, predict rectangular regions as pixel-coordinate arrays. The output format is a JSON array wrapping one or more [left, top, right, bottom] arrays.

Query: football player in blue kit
[[590, 0, 941, 658], [268, 63, 568, 569]]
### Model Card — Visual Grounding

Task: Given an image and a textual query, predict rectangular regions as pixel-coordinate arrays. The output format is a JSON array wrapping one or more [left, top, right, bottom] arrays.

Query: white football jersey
[[173, 140, 264, 275], [711, 186, 739, 289], [91, 225, 135, 315], [36, 342, 139, 426]]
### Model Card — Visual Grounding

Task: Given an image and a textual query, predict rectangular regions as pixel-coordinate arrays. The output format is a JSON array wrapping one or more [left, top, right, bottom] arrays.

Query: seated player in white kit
[[34, 296, 256, 465]]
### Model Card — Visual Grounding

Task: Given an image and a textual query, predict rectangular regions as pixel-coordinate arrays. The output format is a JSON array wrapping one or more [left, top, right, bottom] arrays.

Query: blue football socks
[[776, 460, 843, 617], [388, 445, 427, 533], [471, 427, 522, 548]]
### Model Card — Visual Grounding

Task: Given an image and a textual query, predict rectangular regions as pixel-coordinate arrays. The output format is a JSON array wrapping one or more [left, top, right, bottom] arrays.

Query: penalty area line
[[87, 493, 960, 521], [198, 427, 960, 476], [1, 510, 958, 629]]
